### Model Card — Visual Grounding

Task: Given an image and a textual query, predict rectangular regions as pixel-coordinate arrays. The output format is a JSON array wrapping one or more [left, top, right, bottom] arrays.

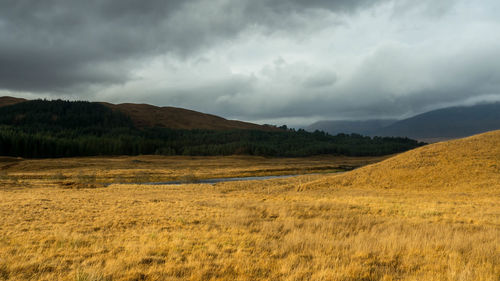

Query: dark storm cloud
[[2, 0, 498, 125], [255, 0, 374, 13], [0, 0, 385, 93], [0, 0, 186, 92], [243, 0, 375, 22]]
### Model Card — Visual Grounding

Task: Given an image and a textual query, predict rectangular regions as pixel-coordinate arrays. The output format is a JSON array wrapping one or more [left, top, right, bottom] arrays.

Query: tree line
[[0, 100, 425, 158]]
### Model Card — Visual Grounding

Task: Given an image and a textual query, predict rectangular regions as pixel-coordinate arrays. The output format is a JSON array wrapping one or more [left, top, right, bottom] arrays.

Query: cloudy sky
[[1, 0, 500, 127]]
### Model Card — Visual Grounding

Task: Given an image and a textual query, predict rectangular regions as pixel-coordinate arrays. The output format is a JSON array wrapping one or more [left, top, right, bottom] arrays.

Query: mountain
[[305, 119, 397, 135], [309, 129, 500, 190], [0, 96, 278, 131], [370, 103, 500, 141], [306, 103, 500, 142]]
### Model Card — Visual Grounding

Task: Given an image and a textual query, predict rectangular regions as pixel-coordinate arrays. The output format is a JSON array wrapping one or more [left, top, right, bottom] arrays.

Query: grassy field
[[0, 135, 499, 280], [0, 155, 385, 189]]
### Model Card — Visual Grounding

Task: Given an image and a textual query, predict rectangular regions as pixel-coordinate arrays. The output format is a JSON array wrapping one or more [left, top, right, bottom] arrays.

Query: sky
[[1, 0, 500, 127]]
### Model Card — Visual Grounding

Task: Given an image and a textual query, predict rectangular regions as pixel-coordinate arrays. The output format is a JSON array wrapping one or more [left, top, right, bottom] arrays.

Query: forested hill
[[0, 96, 278, 131], [0, 99, 132, 129], [0, 99, 425, 158]]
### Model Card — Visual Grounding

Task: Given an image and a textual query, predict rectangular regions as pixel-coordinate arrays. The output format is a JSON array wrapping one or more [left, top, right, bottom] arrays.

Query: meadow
[[0, 155, 385, 189], [0, 135, 499, 280]]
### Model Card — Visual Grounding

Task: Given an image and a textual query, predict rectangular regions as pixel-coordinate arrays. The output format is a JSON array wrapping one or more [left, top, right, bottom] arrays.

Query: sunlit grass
[[0, 155, 385, 189], [0, 177, 498, 280], [0, 131, 499, 280]]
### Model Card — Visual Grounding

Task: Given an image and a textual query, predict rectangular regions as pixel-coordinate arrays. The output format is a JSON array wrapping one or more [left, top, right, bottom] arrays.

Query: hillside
[[305, 119, 396, 135], [0, 96, 26, 107], [0, 96, 278, 131], [314, 130, 500, 190], [0, 99, 424, 158], [102, 102, 278, 131], [370, 103, 500, 140]]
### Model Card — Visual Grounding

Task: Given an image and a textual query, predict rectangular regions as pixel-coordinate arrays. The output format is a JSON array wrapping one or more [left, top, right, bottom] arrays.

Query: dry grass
[[0, 133, 499, 280], [312, 130, 500, 190], [0, 155, 384, 189], [1, 180, 498, 281]]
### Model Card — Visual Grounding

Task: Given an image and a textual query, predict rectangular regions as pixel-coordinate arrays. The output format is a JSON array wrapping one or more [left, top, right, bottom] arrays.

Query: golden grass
[[312, 130, 500, 190], [0, 133, 499, 280], [0, 155, 385, 189], [1, 180, 498, 281]]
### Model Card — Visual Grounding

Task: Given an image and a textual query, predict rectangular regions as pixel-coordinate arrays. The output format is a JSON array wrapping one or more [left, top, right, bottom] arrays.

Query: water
[[143, 174, 310, 185]]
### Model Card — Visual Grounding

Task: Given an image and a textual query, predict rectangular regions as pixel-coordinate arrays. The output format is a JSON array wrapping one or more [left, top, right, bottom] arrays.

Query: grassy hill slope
[[102, 102, 279, 131], [314, 130, 500, 189]]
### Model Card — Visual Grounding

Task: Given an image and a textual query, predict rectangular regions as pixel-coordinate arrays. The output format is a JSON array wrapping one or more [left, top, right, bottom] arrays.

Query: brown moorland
[[0, 133, 499, 280], [0, 155, 381, 189], [0, 96, 26, 107], [102, 102, 281, 131]]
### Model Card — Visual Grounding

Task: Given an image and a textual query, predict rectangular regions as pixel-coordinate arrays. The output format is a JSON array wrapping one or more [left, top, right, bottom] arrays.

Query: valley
[[0, 131, 499, 280], [2, 1, 499, 280]]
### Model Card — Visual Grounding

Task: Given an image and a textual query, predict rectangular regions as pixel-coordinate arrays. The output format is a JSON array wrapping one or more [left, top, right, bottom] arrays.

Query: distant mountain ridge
[[0, 96, 278, 131], [369, 103, 500, 140], [306, 103, 500, 142]]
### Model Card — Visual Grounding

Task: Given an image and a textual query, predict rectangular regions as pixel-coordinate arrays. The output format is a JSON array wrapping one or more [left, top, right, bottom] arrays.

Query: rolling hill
[[0, 96, 278, 131], [0, 96, 26, 107], [101, 102, 279, 131], [312, 130, 500, 190]]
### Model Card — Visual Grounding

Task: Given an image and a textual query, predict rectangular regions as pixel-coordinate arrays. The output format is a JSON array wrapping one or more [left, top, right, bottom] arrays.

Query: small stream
[[143, 173, 327, 185], [105, 172, 346, 187]]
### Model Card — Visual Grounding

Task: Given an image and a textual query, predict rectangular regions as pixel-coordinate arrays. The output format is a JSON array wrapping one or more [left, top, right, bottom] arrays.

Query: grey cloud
[[250, 0, 379, 15], [319, 42, 500, 119], [192, 40, 500, 122], [1, 0, 498, 127], [392, 0, 459, 18], [0, 0, 387, 93], [302, 71, 338, 88], [0, 0, 188, 92], [123, 73, 257, 115], [186, 64, 339, 120]]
